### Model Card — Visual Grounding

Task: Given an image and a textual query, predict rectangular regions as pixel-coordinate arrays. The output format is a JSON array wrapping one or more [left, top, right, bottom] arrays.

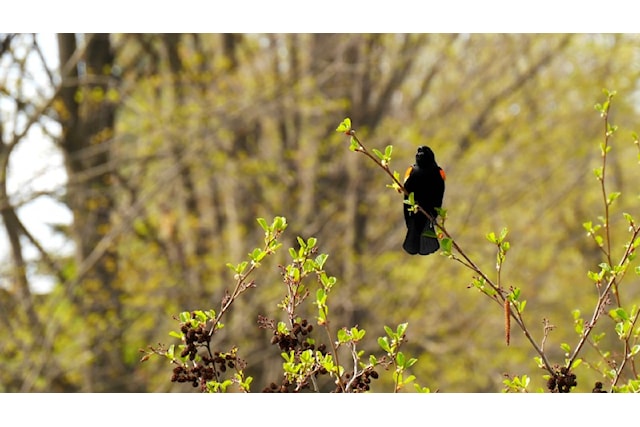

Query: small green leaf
[[315, 253, 328, 269], [611, 307, 629, 321], [533, 356, 544, 368], [499, 227, 509, 241], [337, 328, 349, 343], [440, 237, 453, 254], [396, 323, 408, 337], [397, 351, 406, 367], [277, 321, 288, 334], [406, 357, 418, 369], [257, 217, 269, 231], [336, 118, 352, 133], [307, 237, 317, 249], [273, 216, 287, 231], [607, 192, 621, 206], [594, 166, 603, 180], [378, 337, 391, 353], [349, 137, 360, 151], [166, 344, 175, 359], [385, 145, 393, 158]]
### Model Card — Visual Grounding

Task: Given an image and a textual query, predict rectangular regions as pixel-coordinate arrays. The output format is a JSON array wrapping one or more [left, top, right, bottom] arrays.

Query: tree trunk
[[56, 33, 130, 391]]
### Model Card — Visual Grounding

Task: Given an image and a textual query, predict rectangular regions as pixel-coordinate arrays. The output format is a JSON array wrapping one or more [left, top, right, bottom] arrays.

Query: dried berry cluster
[[170, 312, 245, 391], [270, 318, 316, 353], [592, 381, 607, 393], [261, 316, 379, 392], [171, 351, 243, 390], [338, 366, 379, 393], [263, 317, 327, 392], [547, 366, 577, 393], [179, 319, 210, 361]]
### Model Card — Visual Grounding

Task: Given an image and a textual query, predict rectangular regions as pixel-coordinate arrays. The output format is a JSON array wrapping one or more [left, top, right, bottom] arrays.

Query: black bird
[[402, 146, 446, 255]]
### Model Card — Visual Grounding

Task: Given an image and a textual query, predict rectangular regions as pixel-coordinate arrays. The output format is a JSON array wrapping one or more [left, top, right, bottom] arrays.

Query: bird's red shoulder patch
[[440, 169, 446, 181], [403, 165, 413, 183]]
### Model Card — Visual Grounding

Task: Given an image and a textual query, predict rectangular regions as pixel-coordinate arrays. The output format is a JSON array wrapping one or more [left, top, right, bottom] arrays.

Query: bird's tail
[[419, 220, 439, 255], [403, 220, 439, 255]]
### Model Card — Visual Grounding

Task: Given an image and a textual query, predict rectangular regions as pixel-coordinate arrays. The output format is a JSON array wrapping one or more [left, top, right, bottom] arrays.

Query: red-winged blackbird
[[402, 146, 446, 255]]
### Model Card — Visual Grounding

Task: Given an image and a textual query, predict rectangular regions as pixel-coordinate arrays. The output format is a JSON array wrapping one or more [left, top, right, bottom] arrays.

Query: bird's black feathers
[[402, 146, 445, 255]]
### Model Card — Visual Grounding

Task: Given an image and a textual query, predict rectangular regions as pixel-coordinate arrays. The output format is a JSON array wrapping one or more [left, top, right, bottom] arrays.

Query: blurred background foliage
[[1, 33, 640, 392]]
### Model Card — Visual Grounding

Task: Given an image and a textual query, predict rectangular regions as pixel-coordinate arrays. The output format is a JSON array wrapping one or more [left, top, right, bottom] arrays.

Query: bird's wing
[[403, 165, 414, 184]]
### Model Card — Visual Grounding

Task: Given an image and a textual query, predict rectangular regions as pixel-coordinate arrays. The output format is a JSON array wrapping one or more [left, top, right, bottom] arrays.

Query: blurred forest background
[[1, 33, 640, 392]]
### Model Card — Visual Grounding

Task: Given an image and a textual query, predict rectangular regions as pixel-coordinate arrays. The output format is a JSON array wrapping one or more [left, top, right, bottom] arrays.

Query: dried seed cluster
[[270, 319, 316, 353], [170, 312, 245, 391], [339, 366, 379, 393], [547, 366, 577, 393], [261, 316, 379, 392]]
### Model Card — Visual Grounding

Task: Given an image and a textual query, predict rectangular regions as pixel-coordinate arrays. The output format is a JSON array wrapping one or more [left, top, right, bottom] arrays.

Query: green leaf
[[166, 344, 175, 359], [193, 310, 207, 323], [396, 322, 408, 337], [516, 300, 527, 313], [397, 351, 406, 367], [607, 192, 621, 206], [257, 217, 269, 232], [378, 337, 391, 353], [383, 325, 393, 337], [273, 216, 287, 231], [277, 321, 288, 334], [336, 117, 351, 133], [440, 237, 453, 254], [611, 307, 629, 321], [296, 236, 306, 250], [533, 356, 544, 368], [349, 137, 360, 151], [250, 247, 264, 262], [385, 145, 393, 158], [337, 328, 349, 343], [594, 166, 603, 180], [352, 327, 365, 341], [315, 253, 328, 269]]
